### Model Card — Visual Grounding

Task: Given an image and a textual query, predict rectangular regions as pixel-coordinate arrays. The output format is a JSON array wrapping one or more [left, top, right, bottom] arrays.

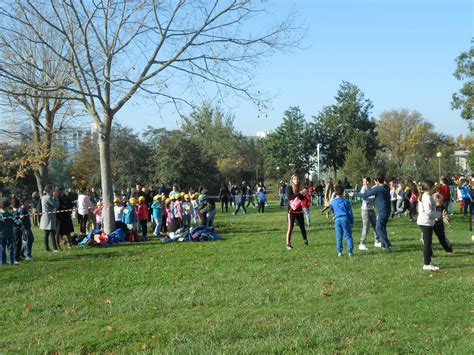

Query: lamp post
[[317, 143, 321, 181], [276, 166, 280, 181], [436, 152, 442, 181]]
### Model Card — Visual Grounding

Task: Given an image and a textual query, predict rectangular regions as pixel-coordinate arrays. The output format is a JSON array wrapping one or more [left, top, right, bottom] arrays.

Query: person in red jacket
[[136, 196, 149, 237], [438, 177, 451, 210]]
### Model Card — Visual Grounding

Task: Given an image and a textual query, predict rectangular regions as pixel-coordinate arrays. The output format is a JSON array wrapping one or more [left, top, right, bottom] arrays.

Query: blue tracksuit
[[331, 197, 354, 254]]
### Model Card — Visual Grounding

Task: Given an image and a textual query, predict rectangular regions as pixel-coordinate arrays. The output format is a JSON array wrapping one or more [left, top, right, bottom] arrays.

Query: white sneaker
[[359, 244, 368, 251], [337, 252, 342, 257], [423, 264, 439, 271], [374, 241, 382, 248]]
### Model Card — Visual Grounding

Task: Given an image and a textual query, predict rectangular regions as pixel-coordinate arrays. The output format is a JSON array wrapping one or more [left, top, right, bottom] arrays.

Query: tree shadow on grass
[[39, 250, 140, 262]]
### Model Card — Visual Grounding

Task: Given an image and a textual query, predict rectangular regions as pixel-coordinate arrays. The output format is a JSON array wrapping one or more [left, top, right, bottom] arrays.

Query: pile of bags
[[160, 225, 221, 243]]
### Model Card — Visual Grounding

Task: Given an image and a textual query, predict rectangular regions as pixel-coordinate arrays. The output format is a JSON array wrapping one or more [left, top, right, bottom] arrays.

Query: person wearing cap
[[122, 198, 137, 231], [151, 195, 163, 236], [113, 198, 124, 222], [136, 196, 149, 237], [182, 194, 194, 230]]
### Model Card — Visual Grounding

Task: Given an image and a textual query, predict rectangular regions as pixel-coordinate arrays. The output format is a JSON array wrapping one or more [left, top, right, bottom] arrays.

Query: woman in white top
[[417, 180, 440, 271], [77, 188, 92, 235]]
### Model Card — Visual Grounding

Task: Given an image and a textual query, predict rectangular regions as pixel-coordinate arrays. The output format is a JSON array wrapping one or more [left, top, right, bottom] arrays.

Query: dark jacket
[[286, 185, 305, 213], [355, 184, 391, 217]]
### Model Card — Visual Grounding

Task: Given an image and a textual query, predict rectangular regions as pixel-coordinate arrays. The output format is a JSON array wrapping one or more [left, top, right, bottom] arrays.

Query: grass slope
[[0, 202, 472, 353]]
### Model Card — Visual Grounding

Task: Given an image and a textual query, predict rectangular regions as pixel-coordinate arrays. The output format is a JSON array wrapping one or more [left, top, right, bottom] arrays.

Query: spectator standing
[[39, 185, 60, 252]]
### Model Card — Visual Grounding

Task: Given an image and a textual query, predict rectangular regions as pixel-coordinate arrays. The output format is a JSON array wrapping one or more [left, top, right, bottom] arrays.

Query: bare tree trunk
[[98, 118, 115, 234], [34, 164, 48, 195]]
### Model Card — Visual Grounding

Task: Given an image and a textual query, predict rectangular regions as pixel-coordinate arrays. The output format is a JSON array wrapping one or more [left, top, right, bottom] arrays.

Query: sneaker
[[447, 251, 454, 256], [423, 264, 440, 272], [348, 252, 354, 257], [374, 241, 382, 248], [13, 261, 20, 265], [358, 244, 368, 251], [286, 244, 293, 250], [25, 256, 33, 261], [386, 246, 394, 252], [304, 239, 308, 246], [337, 252, 342, 257], [53, 249, 60, 253]]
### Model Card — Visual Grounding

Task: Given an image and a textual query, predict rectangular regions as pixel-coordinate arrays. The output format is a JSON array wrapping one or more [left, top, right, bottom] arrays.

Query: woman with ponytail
[[285, 174, 308, 250]]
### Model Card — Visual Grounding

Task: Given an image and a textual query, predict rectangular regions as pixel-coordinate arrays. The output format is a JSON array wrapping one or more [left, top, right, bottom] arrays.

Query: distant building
[[55, 126, 96, 159], [256, 130, 271, 138], [453, 150, 470, 174]]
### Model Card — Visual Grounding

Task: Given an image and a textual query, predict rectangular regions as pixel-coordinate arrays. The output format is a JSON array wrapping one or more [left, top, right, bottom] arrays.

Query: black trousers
[[258, 202, 265, 213], [44, 230, 58, 251], [286, 212, 307, 245], [419, 225, 433, 265], [78, 213, 88, 234], [221, 200, 229, 213], [432, 223, 453, 254], [14, 229, 22, 261], [139, 220, 148, 237]]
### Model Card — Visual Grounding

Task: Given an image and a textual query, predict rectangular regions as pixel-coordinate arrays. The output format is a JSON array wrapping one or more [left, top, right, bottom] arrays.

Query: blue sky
[[116, 0, 473, 137]]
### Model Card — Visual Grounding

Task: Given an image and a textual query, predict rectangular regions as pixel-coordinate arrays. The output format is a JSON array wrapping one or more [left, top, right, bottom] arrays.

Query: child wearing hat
[[136, 196, 149, 238], [151, 195, 163, 236], [182, 194, 194, 230], [113, 198, 124, 222], [122, 198, 137, 231]]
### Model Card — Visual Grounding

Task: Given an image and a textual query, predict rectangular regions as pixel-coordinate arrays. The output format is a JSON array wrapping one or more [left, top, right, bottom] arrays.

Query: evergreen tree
[[313, 82, 377, 175], [264, 106, 317, 177]]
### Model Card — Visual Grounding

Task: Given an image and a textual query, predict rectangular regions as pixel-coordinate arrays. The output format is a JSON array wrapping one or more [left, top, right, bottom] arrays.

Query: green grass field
[[1, 202, 472, 353]]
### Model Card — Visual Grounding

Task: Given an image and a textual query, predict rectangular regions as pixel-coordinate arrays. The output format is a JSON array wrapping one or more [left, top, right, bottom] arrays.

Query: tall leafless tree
[[0, 21, 75, 193], [0, 0, 302, 233]]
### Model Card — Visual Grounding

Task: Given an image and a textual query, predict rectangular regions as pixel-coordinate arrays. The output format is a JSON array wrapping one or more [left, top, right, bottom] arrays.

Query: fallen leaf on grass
[[467, 328, 474, 333], [106, 326, 113, 332], [320, 291, 331, 298], [141, 344, 147, 350], [105, 299, 112, 305], [26, 304, 32, 311]]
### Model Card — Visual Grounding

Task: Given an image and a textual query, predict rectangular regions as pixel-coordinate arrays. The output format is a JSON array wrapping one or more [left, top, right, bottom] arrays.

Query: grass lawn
[[1, 202, 472, 353]]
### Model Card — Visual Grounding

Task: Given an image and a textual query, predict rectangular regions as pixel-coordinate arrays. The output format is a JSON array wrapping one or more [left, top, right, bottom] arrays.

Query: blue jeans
[[334, 217, 353, 253], [22, 229, 34, 258], [303, 207, 311, 226], [279, 194, 285, 207], [1, 237, 15, 264], [463, 198, 472, 216], [317, 195, 323, 206], [375, 214, 391, 248]]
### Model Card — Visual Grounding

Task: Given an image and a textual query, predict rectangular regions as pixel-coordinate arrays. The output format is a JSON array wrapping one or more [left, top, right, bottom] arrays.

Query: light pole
[[436, 152, 442, 181], [317, 143, 321, 181], [276, 166, 280, 181]]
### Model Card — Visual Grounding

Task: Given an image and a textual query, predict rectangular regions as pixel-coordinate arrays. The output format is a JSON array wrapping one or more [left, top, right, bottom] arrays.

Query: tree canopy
[[452, 46, 474, 123]]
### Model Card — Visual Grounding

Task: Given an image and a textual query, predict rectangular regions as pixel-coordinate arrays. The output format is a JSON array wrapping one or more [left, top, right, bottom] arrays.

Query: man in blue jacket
[[350, 173, 393, 250]]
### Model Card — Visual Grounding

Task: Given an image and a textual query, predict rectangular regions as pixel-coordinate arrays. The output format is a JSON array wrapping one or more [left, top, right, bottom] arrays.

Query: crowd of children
[[0, 174, 470, 270]]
